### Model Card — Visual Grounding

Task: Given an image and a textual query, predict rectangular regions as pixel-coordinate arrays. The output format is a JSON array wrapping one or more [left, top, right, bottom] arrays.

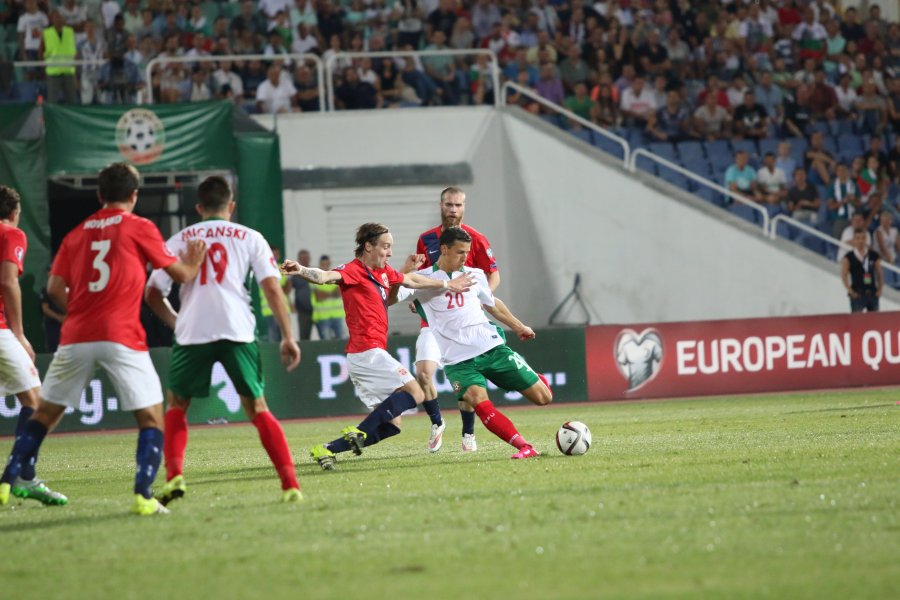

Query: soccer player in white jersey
[[396, 226, 552, 459], [145, 176, 303, 504]]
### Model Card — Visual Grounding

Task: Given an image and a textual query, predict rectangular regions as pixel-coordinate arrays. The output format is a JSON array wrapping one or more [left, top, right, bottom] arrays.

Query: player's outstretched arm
[[403, 271, 475, 291], [485, 297, 536, 341], [280, 260, 342, 285], [144, 285, 178, 330], [164, 239, 208, 283], [260, 276, 301, 372]]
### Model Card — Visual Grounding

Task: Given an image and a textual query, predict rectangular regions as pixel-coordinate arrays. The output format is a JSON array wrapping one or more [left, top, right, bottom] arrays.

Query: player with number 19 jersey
[[147, 219, 280, 344], [51, 206, 176, 350]]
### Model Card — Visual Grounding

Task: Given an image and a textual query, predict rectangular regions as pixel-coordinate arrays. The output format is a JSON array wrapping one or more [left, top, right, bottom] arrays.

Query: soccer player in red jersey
[[0, 186, 53, 504], [411, 187, 501, 453], [281, 222, 474, 470], [0, 163, 207, 515]]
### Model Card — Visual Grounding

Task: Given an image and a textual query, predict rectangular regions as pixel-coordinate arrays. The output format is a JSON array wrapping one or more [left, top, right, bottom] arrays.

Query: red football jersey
[[52, 207, 177, 350], [416, 223, 498, 272], [335, 258, 405, 354], [0, 223, 27, 330]]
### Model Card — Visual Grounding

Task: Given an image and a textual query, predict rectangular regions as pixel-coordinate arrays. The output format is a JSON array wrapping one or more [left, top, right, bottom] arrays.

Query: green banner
[[43, 101, 234, 175], [0, 328, 588, 434]]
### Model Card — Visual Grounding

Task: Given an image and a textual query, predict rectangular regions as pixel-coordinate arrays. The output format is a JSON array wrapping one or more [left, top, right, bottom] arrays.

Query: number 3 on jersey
[[89, 239, 111, 292], [200, 242, 228, 285]]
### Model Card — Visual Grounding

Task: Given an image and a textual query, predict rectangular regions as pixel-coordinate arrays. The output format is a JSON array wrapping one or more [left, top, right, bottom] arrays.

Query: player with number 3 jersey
[[145, 176, 302, 505], [396, 227, 552, 459], [0, 163, 207, 515]]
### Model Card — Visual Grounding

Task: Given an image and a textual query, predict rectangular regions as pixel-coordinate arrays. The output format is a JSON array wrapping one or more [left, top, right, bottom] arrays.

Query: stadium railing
[[627, 148, 771, 233], [144, 52, 325, 108], [499, 81, 630, 165], [323, 49, 501, 111]]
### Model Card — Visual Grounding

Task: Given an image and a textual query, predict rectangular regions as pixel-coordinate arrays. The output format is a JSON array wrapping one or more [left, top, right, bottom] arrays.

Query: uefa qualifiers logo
[[115, 108, 165, 165], [614, 328, 664, 391]]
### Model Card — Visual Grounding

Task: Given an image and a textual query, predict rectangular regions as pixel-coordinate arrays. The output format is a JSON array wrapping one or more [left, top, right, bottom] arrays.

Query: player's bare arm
[[47, 273, 68, 313], [400, 253, 426, 274], [0, 259, 33, 360], [487, 270, 501, 292], [143, 285, 178, 330], [485, 297, 536, 341], [403, 271, 475, 292], [280, 260, 343, 285], [260, 276, 301, 372], [164, 239, 208, 283]]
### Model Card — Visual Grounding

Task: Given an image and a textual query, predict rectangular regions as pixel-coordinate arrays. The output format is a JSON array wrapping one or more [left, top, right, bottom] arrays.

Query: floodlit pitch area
[[2, 389, 897, 599]]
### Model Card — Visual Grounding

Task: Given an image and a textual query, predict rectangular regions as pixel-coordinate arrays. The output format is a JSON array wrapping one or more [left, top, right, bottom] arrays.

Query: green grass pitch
[[1, 389, 898, 600]]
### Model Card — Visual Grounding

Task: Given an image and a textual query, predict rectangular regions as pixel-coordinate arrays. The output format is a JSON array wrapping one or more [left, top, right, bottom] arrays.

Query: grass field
[[1, 389, 898, 600]]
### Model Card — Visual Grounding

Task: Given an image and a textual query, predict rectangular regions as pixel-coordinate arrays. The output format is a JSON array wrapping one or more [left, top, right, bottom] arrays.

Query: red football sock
[[164, 406, 188, 480], [252, 411, 299, 490], [473, 400, 527, 449]]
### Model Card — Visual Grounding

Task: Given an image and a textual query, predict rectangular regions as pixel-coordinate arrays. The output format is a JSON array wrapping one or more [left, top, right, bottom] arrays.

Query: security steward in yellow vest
[[42, 10, 78, 104], [311, 255, 346, 340]]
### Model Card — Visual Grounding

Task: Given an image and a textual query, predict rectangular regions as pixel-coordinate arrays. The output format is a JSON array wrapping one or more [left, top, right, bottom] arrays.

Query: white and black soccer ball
[[125, 118, 156, 153], [556, 421, 591, 456]]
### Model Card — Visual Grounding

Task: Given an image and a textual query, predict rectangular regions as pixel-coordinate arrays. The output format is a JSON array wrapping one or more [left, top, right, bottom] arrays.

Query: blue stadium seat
[[676, 140, 705, 161], [681, 156, 711, 177], [626, 127, 647, 149], [590, 130, 625, 160], [694, 186, 723, 206], [729, 202, 764, 226], [835, 118, 855, 135], [709, 151, 733, 172], [786, 137, 807, 165], [730, 138, 758, 157], [757, 138, 780, 157], [658, 167, 691, 192], [539, 114, 562, 128], [704, 139, 730, 159], [569, 128, 592, 145], [634, 153, 658, 175], [648, 142, 678, 162]]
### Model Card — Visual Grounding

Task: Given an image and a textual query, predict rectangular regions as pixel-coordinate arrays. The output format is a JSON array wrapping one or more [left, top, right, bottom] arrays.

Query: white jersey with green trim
[[400, 266, 503, 365], [147, 219, 281, 345]]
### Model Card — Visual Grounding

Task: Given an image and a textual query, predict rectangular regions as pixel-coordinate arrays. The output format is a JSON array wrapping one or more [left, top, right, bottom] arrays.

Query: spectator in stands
[[733, 91, 769, 140], [293, 64, 321, 111], [187, 65, 211, 102], [256, 63, 297, 114], [18, 0, 48, 79], [535, 61, 564, 107], [559, 44, 589, 94], [637, 29, 669, 76], [593, 82, 620, 128], [336, 66, 378, 110], [775, 141, 796, 178], [620, 75, 656, 128], [213, 59, 244, 103], [504, 49, 538, 87], [863, 137, 889, 172], [292, 23, 318, 55], [804, 131, 837, 186], [693, 90, 730, 141], [827, 163, 859, 238], [841, 213, 873, 246], [783, 83, 813, 138], [874, 210, 899, 266], [857, 155, 884, 209], [97, 54, 143, 105], [122, 0, 142, 36], [754, 70, 784, 126], [77, 19, 105, 105], [563, 81, 597, 126], [834, 72, 858, 119], [786, 167, 821, 226], [887, 138, 900, 184], [757, 152, 788, 214], [841, 227, 882, 313], [231, 0, 266, 37], [59, 0, 87, 42], [726, 76, 751, 109], [808, 68, 838, 132], [725, 150, 758, 201], [450, 16, 476, 50], [42, 10, 78, 105], [647, 89, 691, 142], [855, 81, 888, 135], [423, 30, 461, 105]]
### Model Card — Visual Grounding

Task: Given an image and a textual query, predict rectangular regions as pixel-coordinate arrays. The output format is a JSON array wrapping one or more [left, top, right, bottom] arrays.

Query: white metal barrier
[[324, 49, 500, 111], [144, 53, 325, 108], [500, 81, 630, 166], [628, 148, 771, 233]]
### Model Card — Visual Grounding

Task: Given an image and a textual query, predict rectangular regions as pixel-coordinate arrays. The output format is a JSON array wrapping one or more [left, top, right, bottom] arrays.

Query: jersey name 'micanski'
[[180, 225, 248, 241], [83, 215, 123, 229]]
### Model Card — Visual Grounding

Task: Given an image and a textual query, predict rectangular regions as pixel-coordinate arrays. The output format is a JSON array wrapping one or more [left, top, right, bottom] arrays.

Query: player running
[[0, 163, 207, 515], [396, 226, 552, 459], [411, 186, 500, 453], [145, 176, 303, 505], [0, 186, 53, 504], [280, 222, 474, 470]]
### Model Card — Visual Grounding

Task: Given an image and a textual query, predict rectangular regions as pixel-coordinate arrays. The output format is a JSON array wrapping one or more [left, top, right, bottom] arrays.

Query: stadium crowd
[[1, 0, 899, 261]]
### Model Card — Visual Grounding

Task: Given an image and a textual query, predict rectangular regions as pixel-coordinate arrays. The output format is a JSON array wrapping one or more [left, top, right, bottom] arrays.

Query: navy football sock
[[15, 407, 38, 481], [460, 408, 476, 436], [421, 399, 443, 426], [356, 391, 416, 433], [362, 422, 401, 447], [134, 428, 163, 499], [325, 437, 352, 454], [1, 419, 48, 485]]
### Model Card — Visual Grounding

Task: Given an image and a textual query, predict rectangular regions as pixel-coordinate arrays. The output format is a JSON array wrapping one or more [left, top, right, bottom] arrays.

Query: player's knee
[[403, 381, 425, 405], [17, 388, 40, 409], [457, 399, 474, 413], [167, 393, 191, 411]]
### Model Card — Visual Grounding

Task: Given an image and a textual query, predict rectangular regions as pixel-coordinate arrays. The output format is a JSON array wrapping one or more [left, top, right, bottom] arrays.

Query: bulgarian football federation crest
[[116, 108, 166, 165]]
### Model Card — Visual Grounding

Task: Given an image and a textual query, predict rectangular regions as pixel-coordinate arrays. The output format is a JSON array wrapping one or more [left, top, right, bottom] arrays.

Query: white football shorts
[[347, 348, 415, 410], [414, 327, 443, 368], [42, 342, 164, 411], [0, 329, 41, 395]]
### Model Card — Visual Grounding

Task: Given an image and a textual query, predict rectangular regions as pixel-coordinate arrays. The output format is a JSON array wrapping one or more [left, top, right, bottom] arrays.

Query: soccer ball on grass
[[556, 421, 591, 455]]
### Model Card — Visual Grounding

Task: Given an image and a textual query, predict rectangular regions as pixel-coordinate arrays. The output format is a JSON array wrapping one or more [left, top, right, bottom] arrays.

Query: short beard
[[441, 216, 462, 228]]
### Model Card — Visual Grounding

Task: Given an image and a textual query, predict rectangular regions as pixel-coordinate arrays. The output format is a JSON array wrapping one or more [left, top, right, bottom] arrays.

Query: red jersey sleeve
[[384, 263, 405, 286], [133, 218, 177, 270], [1, 228, 27, 275], [470, 234, 498, 274], [335, 260, 362, 286]]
